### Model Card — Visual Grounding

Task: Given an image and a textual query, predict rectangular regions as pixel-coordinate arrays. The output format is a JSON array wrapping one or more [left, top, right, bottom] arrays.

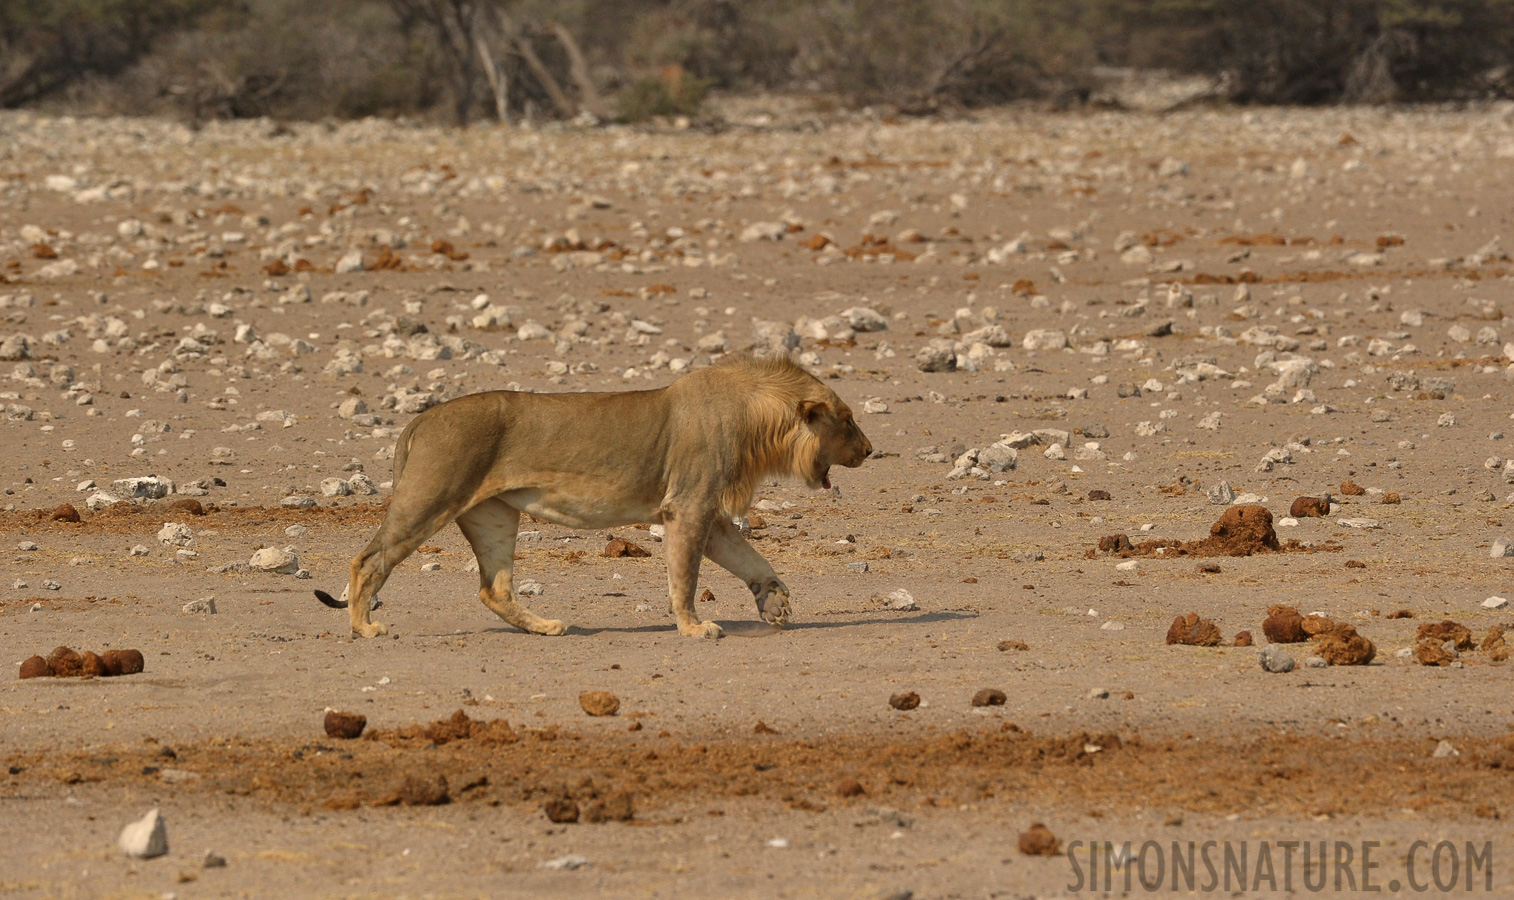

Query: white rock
[[1432, 740, 1460, 759], [129, 544, 150, 556], [249, 547, 299, 574], [884, 589, 918, 611], [1491, 538, 1514, 558], [1483, 596, 1509, 610], [118, 808, 168, 859], [541, 854, 590, 870], [156, 523, 194, 547], [182, 597, 216, 614], [1114, 560, 1140, 572], [1207, 482, 1235, 505], [740, 221, 785, 242], [320, 477, 351, 497], [1022, 329, 1068, 351], [334, 248, 364, 274], [86, 491, 119, 510], [112, 475, 173, 499]]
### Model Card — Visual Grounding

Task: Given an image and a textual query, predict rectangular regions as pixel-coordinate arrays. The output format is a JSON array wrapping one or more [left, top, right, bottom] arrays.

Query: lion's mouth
[[821, 468, 831, 489]]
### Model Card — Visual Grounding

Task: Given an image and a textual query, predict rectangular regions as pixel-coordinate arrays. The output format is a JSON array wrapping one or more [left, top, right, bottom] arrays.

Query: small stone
[[324, 710, 367, 739], [1432, 740, 1460, 759], [118, 808, 169, 859], [19, 655, 51, 679], [882, 589, 917, 611], [1018, 823, 1060, 856], [17, 540, 38, 551], [1259, 645, 1296, 673], [579, 691, 620, 716], [202, 851, 227, 868], [280, 495, 317, 509], [1483, 596, 1509, 610], [971, 688, 1006, 707], [130, 545, 150, 556], [285, 525, 309, 537], [1491, 538, 1514, 558], [846, 561, 869, 573], [1304, 656, 1328, 668], [889, 692, 920, 711], [41, 580, 60, 591], [1087, 687, 1110, 699], [320, 478, 351, 497], [1206, 481, 1235, 505]]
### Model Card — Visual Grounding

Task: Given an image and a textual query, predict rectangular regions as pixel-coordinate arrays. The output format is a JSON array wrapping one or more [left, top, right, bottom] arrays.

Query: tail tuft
[[314, 589, 347, 609]]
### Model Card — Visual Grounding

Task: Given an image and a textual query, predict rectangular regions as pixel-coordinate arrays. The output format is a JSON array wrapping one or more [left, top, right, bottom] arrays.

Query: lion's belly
[[500, 488, 659, 530]]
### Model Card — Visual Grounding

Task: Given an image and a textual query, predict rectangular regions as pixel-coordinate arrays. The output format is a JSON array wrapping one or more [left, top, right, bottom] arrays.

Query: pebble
[[1206, 482, 1235, 505], [1259, 645, 1296, 673], [157, 523, 193, 547], [883, 589, 917, 611], [181, 597, 215, 615], [1432, 740, 1460, 759], [1483, 596, 1509, 609], [1304, 656, 1328, 668], [118, 808, 169, 859], [17, 540, 38, 551], [1087, 687, 1109, 699], [1492, 538, 1514, 558], [285, 525, 308, 537], [540, 854, 590, 871]]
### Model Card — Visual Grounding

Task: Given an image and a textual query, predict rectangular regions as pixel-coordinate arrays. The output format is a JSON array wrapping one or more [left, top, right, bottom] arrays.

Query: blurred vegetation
[[2, 0, 1511, 123]]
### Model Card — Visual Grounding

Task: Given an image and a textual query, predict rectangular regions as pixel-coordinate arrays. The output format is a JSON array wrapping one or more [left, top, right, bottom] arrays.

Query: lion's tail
[[314, 589, 346, 609]]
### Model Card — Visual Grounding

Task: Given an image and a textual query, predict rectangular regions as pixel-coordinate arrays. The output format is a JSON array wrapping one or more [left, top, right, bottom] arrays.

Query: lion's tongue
[[822, 471, 831, 489]]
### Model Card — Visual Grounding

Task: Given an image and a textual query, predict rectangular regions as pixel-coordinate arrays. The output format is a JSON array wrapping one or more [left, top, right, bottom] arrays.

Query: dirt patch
[[7, 722, 1513, 824]]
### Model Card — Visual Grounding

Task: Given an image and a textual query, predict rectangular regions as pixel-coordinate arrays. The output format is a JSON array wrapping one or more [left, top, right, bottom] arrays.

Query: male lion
[[315, 355, 872, 639]]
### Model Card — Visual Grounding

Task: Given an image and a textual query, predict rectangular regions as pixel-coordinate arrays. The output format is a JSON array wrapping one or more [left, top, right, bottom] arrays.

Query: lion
[[315, 354, 873, 639]]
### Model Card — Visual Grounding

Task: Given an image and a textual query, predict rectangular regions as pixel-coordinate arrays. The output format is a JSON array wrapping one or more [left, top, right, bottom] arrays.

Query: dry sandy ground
[[3, 99, 1514, 897]]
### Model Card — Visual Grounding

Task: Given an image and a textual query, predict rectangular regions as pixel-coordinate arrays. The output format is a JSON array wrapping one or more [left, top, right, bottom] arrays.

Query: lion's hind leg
[[456, 498, 566, 636], [704, 517, 791, 626]]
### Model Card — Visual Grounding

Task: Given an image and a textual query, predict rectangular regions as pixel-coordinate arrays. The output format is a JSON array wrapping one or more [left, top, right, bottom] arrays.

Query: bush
[[615, 69, 710, 122]]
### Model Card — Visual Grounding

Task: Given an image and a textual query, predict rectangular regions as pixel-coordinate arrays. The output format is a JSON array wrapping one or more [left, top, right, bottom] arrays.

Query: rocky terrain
[[3, 100, 1514, 897]]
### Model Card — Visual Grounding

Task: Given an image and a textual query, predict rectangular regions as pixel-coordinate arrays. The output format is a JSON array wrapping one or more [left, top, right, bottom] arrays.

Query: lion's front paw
[[756, 583, 791, 627], [354, 621, 388, 638], [679, 620, 724, 639], [533, 619, 568, 636]]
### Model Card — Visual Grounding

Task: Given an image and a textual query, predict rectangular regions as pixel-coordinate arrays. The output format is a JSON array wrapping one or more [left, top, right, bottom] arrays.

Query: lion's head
[[796, 396, 873, 489]]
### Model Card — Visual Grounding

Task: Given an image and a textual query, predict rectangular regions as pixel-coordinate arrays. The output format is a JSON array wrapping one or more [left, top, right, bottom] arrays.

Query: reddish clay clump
[[49, 503, 81, 522], [1234, 631, 1254, 647], [1202, 506, 1281, 555], [79, 651, 108, 678], [889, 692, 920, 711], [1019, 823, 1061, 856], [1340, 480, 1366, 496], [602, 538, 651, 558], [1263, 605, 1308, 643], [19, 656, 51, 679], [1166, 612, 1222, 646], [1415, 621, 1473, 650], [1414, 640, 1455, 666], [1314, 625, 1376, 665], [47, 646, 83, 677], [1301, 614, 1336, 636], [1290, 496, 1329, 518], [114, 649, 145, 675], [324, 710, 367, 739]]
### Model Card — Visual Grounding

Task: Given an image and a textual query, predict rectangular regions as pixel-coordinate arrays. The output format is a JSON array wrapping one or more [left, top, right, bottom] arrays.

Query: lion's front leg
[[704, 517, 791, 627], [665, 512, 722, 639]]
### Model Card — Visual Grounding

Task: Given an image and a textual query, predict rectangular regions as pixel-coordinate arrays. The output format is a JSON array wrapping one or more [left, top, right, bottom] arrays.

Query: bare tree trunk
[[549, 21, 606, 119], [495, 9, 576, 119], [473, 28, 510, 123]]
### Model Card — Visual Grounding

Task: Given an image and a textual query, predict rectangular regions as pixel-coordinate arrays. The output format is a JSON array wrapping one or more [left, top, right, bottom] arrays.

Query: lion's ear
[[797, 399, 827, 423]]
